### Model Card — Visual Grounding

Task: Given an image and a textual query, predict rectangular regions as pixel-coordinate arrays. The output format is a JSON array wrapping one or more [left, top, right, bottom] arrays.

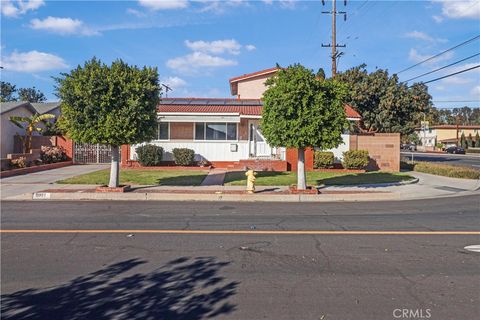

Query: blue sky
[[1, 0, 479, 109]]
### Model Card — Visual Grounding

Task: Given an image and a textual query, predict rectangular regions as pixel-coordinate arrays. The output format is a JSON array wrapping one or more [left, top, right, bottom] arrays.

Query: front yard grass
[[224, 171, 415, 186], [58, 169, 209, 186]]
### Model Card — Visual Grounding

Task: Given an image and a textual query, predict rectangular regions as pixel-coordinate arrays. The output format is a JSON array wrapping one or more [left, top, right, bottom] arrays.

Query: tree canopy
[[1, 81, 46, 103], [261, 64, 349, 150], [335, 64, 432, 136], [55, 58, 160, 146]]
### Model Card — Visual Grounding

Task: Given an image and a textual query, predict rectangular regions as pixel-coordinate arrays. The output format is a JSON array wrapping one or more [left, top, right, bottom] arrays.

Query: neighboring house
[[0, 101, 61, 158], [124, 67, 362, 169], [416, 125, 480, 148]]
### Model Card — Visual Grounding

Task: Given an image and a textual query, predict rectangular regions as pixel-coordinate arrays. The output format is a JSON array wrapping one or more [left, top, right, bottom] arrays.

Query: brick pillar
[[55, 136, 74, 160], [121, 144, 130, 168], [286, 147, 314, 172]]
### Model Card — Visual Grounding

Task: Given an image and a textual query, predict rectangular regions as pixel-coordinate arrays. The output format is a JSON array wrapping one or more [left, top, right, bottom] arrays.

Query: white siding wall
[[131, 141, 250, 162], [320, 134, 350, 162]]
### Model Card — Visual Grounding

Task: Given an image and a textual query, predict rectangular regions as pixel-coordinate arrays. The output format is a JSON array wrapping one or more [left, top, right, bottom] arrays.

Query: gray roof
[[1, 101, 61, 115], [31, 102, 61, 114], [0, 101, 36, 115]]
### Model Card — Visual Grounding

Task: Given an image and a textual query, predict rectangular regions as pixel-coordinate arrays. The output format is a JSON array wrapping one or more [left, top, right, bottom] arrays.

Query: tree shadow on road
[[1, 257, 239, 320]]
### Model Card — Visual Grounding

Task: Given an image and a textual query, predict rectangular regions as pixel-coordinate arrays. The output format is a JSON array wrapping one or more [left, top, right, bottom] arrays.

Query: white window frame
[[156, 121, 170, 141], [194, 122, 238, 142]]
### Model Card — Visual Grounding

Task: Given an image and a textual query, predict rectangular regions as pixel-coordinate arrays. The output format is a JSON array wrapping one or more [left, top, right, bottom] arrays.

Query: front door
[[248, 120, 272, 158]]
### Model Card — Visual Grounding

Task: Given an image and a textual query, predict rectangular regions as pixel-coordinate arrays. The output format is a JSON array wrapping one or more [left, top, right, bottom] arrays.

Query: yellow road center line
[[1, 230, 479, 235]]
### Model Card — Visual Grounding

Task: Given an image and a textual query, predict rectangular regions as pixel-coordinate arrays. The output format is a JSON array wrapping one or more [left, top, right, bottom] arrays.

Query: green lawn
[[58, 169, 209, 186], [224, 171, 415, 186]]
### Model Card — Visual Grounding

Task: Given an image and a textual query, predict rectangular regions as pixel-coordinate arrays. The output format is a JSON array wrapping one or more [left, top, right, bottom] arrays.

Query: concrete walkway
[[200, 169, 226, 186], [1, 164, 108, 199]]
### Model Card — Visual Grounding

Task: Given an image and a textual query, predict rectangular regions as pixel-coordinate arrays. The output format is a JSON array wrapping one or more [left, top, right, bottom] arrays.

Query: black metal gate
[[73, 143, 117, 164]]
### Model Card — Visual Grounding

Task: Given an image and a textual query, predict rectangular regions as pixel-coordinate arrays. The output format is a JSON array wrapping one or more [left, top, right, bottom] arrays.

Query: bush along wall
[[172, 148, 195, 166], [314, 151, 334, 169], [342, 150, 369, 169], [136, 144, 163, 166]]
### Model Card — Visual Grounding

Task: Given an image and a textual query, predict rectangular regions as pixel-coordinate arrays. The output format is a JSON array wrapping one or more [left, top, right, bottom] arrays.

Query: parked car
[[445, 146, 466, 154], [401, 143, 417, 151]]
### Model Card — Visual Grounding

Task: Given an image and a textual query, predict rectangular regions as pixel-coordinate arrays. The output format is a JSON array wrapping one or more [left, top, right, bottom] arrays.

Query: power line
[[419, 64, 480, 85], [403, 53, 480, 83], [396, 35, 480, 74]]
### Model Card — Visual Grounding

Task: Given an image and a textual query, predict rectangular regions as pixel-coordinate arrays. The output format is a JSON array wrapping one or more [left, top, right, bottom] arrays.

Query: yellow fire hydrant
[[245, 169, 257, 194]]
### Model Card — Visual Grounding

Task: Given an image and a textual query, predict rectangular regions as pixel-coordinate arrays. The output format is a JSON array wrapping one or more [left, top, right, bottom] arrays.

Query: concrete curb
[[7, 191, 400, 202]]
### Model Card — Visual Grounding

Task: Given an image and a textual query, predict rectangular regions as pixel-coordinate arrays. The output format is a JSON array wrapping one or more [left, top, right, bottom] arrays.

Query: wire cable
[[396, 35, 480, 74], [419, 64, 479, 85], [403, 53, 480, 83]]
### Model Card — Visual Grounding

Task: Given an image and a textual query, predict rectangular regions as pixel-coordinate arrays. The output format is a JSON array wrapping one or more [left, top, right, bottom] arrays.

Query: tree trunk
[[108, 145, 120, 188], [297, 148, 307, 190]]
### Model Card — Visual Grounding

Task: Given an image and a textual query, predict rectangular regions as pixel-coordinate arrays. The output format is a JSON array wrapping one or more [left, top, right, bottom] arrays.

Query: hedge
[[172, 148, 195, 166], [342, 150, 369, 169], [314, 151, 334, 169], [136, 144, 163, 166]]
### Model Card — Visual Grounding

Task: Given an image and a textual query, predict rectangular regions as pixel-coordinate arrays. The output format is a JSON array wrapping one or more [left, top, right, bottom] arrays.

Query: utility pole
[[161, 83, 172, 98], [321, 0, 347, 78]]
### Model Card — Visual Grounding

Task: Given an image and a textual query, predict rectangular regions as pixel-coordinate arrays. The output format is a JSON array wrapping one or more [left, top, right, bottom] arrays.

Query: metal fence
[[73, 143, 119, 164]]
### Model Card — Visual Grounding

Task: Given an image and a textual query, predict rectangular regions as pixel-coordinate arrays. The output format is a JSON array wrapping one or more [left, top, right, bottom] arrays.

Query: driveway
[[0, 164, 108, 199]]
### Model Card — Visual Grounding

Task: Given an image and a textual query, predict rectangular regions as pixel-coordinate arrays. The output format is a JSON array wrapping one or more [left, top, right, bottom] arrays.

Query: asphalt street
[[1, 196, 479, 320], [401, 151, 480, 169]]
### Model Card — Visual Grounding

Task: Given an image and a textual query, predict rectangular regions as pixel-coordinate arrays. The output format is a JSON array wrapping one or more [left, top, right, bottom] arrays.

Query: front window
[[157, 122, 169, 140], [195, 122, 237, 141]]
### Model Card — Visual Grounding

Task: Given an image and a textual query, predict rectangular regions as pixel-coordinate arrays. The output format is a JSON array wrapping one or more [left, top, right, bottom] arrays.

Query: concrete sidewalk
[[4, 170, 479, 202]]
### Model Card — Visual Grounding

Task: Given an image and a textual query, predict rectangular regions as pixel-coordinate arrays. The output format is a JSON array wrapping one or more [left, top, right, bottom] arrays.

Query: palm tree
[[9, 113, 56, 153]]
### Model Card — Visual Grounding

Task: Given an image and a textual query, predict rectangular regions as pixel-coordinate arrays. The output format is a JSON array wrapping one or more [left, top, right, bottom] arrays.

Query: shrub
[[466, 148, 480, 154], [40, 146, 67, 164], [314, 151, 334, 169], [10, 157, 27, 169], [342, 150, 369, 169], [136, 144, 163, 166], [412, 161, 480, 179], [172, 148, 195, 166]]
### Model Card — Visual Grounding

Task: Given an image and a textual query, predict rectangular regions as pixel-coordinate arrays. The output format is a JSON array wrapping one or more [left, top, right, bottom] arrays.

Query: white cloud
[[196, 0, 249, 14], [1, 50, 68, 72], [1, 0, 44, 17], [138, 0, 188, 10], [432, 15, 444, 23], [433, 0, 480, 20], [471, 85, 480, 97], [408, 48, 454, 64], [161, 76, 187, 89], [245, 44, 256, 51], [185, 39, 242, 55], [30, 16, 98, 36], [404, 31, 447, 43], [166, 51, 237, 73], [126, 8, 147, 17]]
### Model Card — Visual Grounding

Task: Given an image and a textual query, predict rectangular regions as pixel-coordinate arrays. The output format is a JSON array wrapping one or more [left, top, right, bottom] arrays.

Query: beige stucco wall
[[436, 128, 480, 141], [1, 107, 35, 158], [236, 74, 272, 99]]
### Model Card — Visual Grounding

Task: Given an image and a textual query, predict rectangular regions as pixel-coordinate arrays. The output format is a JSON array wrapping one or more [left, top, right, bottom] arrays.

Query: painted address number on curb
[[33, 193, 51, 200]]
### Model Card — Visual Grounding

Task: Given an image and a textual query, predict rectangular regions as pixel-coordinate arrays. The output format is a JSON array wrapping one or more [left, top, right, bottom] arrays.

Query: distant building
[[416, 124, 480, 149]]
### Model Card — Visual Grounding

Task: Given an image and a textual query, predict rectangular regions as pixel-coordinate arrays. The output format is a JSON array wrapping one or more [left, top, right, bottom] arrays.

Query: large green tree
[[262, 64, 348, 190], [55, 58, 161, 187], [18, 87, 47, 103], [1, 81, 17, 102], [336, 64, 432, 136]]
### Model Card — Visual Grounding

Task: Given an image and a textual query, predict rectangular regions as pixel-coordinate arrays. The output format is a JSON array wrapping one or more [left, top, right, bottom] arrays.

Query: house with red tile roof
[[122, 68, 362, 170]]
